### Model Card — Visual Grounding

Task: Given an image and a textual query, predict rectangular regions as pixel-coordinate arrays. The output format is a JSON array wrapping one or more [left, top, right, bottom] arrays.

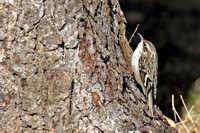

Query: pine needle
[[128, 24, 139, 43], [172, 95, 189, 133], [180, 95, 194, 123]]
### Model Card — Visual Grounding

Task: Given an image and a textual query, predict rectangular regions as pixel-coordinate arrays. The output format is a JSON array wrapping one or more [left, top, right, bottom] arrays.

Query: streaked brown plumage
[[131, 33, 158, 116]]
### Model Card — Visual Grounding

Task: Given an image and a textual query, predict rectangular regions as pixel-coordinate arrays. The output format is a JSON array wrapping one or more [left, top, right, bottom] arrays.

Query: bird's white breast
[[131, 41, 144, 87]]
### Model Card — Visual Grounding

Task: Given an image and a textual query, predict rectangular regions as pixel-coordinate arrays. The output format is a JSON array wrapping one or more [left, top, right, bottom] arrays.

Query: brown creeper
[[131, 33, 158, 116]]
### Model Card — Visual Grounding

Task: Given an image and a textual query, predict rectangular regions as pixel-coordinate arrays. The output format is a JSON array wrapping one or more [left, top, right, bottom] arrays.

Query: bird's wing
[[139, 51, 157, 99]]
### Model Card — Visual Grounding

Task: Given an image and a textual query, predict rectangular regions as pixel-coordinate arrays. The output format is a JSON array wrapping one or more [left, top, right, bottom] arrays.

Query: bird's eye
[[143, 42, 148, 51]]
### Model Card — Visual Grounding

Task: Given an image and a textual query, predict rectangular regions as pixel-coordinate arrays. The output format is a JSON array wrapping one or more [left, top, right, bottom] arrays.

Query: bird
[[131, 33, 158, 116]]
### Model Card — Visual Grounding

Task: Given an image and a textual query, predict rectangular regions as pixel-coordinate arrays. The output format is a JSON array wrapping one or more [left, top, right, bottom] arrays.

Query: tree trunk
[[0, 0, 177, 132]]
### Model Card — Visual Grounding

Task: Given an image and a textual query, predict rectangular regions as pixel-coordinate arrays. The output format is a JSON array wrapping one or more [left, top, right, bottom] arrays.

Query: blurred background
[[119, 0, 200, 121]]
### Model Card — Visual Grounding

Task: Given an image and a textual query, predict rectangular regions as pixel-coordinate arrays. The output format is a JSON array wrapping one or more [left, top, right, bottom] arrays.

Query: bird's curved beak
[[138, 33, 144, 41]]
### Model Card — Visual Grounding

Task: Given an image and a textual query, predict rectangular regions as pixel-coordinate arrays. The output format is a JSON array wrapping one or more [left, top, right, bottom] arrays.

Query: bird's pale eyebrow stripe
[[143, 42, 146, 46]]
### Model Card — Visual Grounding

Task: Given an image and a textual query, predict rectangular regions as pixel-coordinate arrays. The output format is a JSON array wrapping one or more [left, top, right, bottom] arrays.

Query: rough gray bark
[[0, 0, 177, 132]]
